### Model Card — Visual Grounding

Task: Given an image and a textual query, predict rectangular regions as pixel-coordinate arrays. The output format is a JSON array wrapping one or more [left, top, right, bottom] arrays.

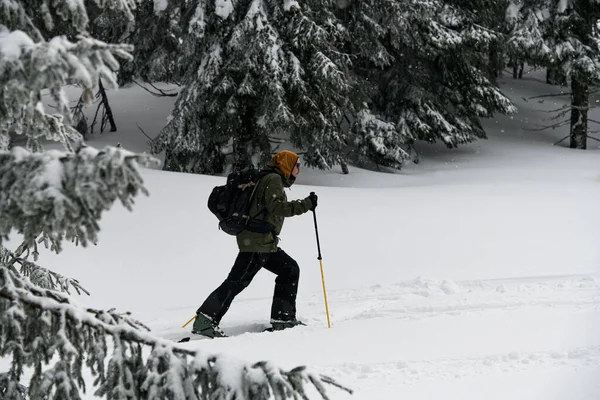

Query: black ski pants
[[197, 248, 300, 324]]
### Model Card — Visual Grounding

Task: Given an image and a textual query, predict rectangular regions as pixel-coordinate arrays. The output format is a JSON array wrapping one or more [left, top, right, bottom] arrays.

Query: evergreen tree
[[85, 0, 184, 84], [151, 0, 353, 173], [343, 0, 516, 166], [451, 0, 512, 82], [508, 0, 600, 149], [0, 1, 350, 398]]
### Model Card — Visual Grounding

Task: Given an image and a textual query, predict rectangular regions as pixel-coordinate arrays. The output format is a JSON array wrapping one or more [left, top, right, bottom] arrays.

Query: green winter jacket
[[236, 166, 313, 253]]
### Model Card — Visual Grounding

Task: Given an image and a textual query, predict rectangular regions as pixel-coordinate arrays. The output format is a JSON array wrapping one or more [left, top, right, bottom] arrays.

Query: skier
[[192, 150, 318, 338]]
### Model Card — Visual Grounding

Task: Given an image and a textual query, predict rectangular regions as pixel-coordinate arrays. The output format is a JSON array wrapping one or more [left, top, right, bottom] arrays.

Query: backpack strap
[[248, 171, 278, 222]]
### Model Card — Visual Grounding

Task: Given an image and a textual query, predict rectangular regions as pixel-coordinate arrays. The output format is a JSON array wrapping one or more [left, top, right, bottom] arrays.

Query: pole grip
[[311, 195, 322, 260]]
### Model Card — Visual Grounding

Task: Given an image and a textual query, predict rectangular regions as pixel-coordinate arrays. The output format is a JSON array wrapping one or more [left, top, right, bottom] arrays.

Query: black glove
[[308, 192, 318, 211]]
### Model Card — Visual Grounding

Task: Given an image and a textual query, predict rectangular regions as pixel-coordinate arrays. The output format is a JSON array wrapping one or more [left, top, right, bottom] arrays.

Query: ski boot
[[191, 313, 227, 338]]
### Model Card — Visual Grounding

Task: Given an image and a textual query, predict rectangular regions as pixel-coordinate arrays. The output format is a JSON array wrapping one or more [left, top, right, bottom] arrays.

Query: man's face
[[291, 161, 301, 178]]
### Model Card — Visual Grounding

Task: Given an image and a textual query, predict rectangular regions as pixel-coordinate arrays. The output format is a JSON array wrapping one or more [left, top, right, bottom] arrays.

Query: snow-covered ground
[[11, 68, 600, 399]]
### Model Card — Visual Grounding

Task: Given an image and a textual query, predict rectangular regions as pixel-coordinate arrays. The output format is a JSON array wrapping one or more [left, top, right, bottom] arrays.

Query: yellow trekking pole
[[311, 192, 331, 328], [182, 314, 196, 329]]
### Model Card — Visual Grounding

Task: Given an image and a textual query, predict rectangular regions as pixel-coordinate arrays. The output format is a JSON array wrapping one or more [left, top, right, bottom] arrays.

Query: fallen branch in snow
[[553, 134, 600, 146], [522, 92, 571, 102], [526, 119, 570, 132], [136, 123, 154, 141], [537, 104, 570, 114], [553, 135, 569, 146]]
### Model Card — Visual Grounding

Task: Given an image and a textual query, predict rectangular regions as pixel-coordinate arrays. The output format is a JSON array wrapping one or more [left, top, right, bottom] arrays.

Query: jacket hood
[[266, 150, 299, 186]]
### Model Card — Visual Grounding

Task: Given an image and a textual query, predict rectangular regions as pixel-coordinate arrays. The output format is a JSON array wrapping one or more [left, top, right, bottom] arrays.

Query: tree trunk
[[570, 76, 588, 149], [487, 40, 503, 82], [546, 67, 567, 86], [98, 79, 117, 132], [511, 60, 523, 79], [518, 63, 524, 79], [340, 159, 349, 174], [234, 106, 256, 170]]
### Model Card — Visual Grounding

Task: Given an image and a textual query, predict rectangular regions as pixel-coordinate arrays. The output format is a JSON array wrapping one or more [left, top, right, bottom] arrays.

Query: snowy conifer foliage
[[152, 0, 353, 173], [508, 0, 600, 149], [0, 1, 349, 399], [0, 0, 135, 151], [152, 0, 515, 173], [345, 0, 516, 162], [86, 0, 183, 84]]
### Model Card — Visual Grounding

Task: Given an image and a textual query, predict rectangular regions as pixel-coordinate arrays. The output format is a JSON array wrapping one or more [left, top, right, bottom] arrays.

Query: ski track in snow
[[155, 273, 600, 337], [325, 273, 600, 322], [152, 272, 599, 397], [303, 273, 599, 392], [314, 345, 600, 389]]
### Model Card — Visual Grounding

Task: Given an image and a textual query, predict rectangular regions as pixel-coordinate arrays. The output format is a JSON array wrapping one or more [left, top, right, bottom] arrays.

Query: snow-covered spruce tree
[[0, 2, 350, 399], [84, 0, 184, 85], [447, 0, 512, 82], [508, 0, 600, 149], [342, 0, 516, 166], [152, 0, 353, 173]]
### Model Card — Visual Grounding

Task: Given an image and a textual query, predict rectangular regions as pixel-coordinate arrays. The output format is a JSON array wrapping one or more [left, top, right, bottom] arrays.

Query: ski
[[176, 323, 303, 342]]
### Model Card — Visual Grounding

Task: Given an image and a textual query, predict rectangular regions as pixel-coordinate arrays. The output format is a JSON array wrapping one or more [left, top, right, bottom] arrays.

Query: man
[[192, 150, 318, 338]]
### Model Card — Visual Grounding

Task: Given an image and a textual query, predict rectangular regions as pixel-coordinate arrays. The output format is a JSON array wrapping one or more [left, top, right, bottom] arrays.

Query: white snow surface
[[6, 68, 600, 399]]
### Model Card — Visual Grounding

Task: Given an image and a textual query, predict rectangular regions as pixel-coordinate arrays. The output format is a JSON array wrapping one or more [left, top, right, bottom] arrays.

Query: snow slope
[[10, 68, 600, 399]]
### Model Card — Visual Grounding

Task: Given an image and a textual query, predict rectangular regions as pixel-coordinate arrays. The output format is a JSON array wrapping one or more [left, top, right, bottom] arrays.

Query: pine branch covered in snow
[[506, 0, 600, 81], [0, 28, 133, 151], [0, 246, 89, 295], [86, 0, 184, 84], [0, 0, 135, 152], [0, 146, 156, 254], [0, 266, 352, 399], [351, 110, 409, 168]]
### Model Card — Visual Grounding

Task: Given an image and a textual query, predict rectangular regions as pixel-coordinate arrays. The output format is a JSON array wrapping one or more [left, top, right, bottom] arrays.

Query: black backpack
[[207, 167, 275, 235]]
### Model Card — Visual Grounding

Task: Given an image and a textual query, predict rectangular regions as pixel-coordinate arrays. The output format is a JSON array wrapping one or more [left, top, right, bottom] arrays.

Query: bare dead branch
[[538, 105, 571, 114], [553, 134, 600, 145], [132, 79, 179, 97], [96, 79, 117, 132], [553, 135, 570, 146], [267, 136, 286, 144], [524, 92, 571, 102], [90, 99, 103, 134], [136, 123, 153, 141], [547, 109, 570, 121], [526, 119, 570, 132], [588, 135, 600, 143]]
